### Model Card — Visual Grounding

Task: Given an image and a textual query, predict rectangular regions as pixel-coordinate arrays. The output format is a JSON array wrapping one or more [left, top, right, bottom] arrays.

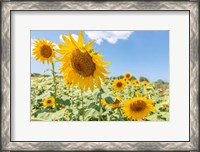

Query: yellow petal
[[68, 32, 80, 49], [88, 76, 94, 91], [78, 31, 84, 47], [62, 35, 72, 46], [94, 71, 101, 88], [97, 66, 110, 74], [85, 40, 94, 51]]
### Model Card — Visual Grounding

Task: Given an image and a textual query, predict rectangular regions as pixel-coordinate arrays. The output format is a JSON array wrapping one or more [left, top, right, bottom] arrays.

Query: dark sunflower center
[[116, 82, 123, 87], [71, 49, 96, 77], [40, 45, 52, 58], [47, 100, 52, 104], [126, 74, 130, 78], [130, 100, 146, 112]]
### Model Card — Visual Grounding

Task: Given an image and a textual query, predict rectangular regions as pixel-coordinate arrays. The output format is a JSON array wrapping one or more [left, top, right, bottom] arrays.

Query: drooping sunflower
[[57, 32, 111, 91], [112, 79, 126, 91], [32, 38, 55, 64], [122, 96, 156, 120], [142, 81, 149, 88], [124, 72, 132, 79], [43, 97, 55, 107], [101, 96, 121, 108]]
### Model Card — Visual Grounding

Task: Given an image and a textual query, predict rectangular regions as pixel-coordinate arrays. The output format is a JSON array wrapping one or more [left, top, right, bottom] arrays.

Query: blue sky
[[31, 30, 169, 82]]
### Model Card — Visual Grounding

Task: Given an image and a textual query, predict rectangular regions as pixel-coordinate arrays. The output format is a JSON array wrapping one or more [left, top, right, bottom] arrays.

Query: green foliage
[[154, 79, 168, 89], [31, 75, 169, 121], [139, 76, 149, 82], [105, 96, 116, 104]]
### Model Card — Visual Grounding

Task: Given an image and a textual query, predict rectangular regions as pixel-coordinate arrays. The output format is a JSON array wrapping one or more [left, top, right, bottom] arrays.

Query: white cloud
[[59, 34, 78, 43], [53, 43, 59, 50], [85, 31, 133, 45]]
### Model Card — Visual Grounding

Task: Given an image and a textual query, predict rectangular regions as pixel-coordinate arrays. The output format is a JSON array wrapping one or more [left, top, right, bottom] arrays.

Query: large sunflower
[[122, 96, 156, 120], [32, 38, 55, 64], [57, 32, 110, 91], [112, 79, 126, 91], [43, 97, 55, 107]]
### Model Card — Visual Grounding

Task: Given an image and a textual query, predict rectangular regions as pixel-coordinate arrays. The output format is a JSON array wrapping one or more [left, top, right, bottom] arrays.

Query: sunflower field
[[31, 31, 169, 121]]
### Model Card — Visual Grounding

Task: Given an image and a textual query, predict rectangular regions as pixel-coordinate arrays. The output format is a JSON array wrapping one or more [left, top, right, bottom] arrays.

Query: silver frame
[[1, 1, 199, 151]]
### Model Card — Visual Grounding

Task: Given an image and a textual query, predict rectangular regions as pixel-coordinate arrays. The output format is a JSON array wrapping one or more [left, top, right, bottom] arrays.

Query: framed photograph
[[1, 0, 199, 151]]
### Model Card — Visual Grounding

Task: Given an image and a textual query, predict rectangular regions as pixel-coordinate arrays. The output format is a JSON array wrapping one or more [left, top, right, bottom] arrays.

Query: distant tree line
[[31, 73, 62, 78], [31, 73, 168, 84], [108, 75, 168, 84]]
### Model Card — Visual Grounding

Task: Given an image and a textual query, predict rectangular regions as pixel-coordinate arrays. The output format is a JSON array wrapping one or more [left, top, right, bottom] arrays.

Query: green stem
[[117, 108, 123, 121], [98, 96, 102, 121], [51, 62, 57, 109], [70, 86, 74, 105], [81, 89, 84, 121]]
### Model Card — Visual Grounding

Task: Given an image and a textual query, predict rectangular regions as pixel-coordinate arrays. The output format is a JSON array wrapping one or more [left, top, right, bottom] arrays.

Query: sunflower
[[32, 38, 55, 64], [123, 78, 127, 82], [124, 72, 132, 79], [133, 79, 140, 85], [43, 97, 55, 107], [101, 96, 121, 108], [125, 79, 131, 85], [112, 79, 126, 91], [57, 31, 110, 92], [122, 96, 156, 120], [142, 81, 149, 88]]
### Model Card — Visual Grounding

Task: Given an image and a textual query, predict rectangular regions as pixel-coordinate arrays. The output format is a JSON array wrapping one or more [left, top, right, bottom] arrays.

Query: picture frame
[[1, 0, 199, 151]]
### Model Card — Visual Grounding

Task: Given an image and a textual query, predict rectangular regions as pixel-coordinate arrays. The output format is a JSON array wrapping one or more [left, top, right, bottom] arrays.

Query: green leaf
[[36, 109, 65, 121], [157, 112, 169, 121], [88, 102, 100, 111], [51, 110, 65, 120], [56, 98, 71, 106], [45, 84, 53, 90], [35, 92, 51, 100], [105, 96, 116, 104], [146, 114, 158, 121], [84, 109, 99, 120], [96, 88, 105, 99]]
